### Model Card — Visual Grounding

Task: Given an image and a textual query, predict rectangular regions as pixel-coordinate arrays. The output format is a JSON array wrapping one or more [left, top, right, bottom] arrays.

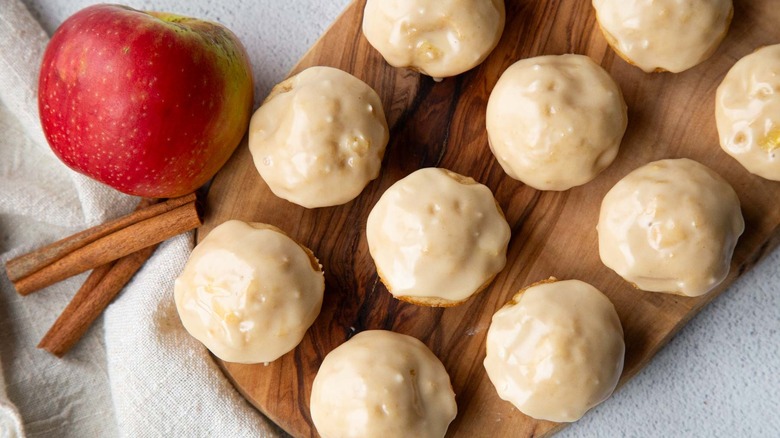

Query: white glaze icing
[[366, 168, 511, 305], [716, 44, 780, 181], [592, 0, 733, 73], [598, 159, 744, 297], [310, 330, 457, 438], [249, 66, 389, 208], [483, 279, 625, 423], [362, 0, 505, 79], [486, 54, 627, 191], [174, 220, 324, 364]]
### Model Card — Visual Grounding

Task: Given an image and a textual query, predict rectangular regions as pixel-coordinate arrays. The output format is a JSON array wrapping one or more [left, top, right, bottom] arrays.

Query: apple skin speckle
[[38, 4, 254, 197]]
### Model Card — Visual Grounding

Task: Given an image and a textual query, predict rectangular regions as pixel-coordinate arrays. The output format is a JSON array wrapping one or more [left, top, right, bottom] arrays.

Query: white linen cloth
[[1, 0, 779, 437]]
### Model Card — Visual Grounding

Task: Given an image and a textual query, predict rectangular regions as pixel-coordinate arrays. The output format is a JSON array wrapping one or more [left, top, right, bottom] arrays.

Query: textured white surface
[[0, 0, 778, 437]]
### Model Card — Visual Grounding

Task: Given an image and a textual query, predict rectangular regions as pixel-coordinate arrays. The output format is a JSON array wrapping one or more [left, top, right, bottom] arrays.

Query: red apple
[[38, 4, 254, 197]]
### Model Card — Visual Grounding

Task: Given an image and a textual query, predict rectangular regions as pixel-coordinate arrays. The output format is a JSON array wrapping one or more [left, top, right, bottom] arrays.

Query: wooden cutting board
[[199, 0, 780, 436]]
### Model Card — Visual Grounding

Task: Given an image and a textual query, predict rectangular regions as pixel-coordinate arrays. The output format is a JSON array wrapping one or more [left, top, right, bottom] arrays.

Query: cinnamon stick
[[5, 193, 195, 282], [38, 244, 158, 357], [12, 200, 202, 295], [37, 198, 161, 356]]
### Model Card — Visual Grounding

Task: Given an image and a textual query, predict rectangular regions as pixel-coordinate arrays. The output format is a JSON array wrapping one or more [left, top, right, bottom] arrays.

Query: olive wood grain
[[199, 0, 780, 436]]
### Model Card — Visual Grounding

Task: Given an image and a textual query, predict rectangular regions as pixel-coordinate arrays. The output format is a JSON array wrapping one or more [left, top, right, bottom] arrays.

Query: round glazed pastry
[[598, 159, 744, 297], [366, 168, 511, 306], [362, 0, 505, 80], [248, 66, 389, 208], [310, 330, 457, 438], [484, 278, 625, 423], [592, 0, 733, 73], [716, 44, 780, 181], [174, 220, 325, 364], [486, 54, 627, 191]]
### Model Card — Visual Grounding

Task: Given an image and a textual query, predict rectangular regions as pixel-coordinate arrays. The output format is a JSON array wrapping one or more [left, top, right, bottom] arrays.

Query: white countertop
[[18, 0, 780, 436]]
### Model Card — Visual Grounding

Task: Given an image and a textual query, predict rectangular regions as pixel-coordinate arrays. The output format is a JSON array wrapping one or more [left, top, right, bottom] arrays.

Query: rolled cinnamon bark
[[4, 194, 194, 282], [11, 199, 202, 295]]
